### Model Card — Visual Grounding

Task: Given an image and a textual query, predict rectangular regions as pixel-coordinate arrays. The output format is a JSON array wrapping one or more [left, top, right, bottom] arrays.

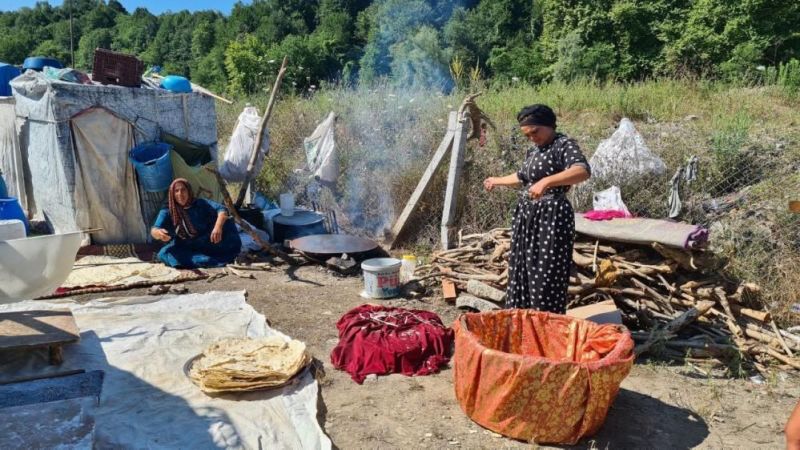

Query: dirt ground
[[80, 264, 799, 449]]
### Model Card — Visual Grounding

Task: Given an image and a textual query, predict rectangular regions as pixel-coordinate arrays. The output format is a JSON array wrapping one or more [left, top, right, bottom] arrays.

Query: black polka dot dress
[[506, 133, 590, 314]]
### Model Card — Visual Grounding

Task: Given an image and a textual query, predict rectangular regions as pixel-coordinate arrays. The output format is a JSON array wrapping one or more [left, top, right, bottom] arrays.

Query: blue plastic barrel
[[0, 171, 8, 198], [129, 142, 174, 192], [160, 75, 192, 93], [0, 197, 29, 235], [22, 56, 63, 72]]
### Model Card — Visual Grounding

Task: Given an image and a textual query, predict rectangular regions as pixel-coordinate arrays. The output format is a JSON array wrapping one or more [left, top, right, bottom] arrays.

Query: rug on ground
[[0, 290, 331, 449]]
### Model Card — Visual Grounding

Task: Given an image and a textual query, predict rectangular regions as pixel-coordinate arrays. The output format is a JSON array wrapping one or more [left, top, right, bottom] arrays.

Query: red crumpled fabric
[[330, 305, 454, 384], [583, 209, 631, 221]]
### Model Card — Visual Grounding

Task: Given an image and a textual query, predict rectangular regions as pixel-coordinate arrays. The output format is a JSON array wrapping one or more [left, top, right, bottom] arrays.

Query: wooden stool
[[0, 310, 80, 365]]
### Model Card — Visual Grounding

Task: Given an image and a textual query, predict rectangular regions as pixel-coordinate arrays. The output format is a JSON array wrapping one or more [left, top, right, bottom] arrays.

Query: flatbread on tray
[[188, 336, 311, 393]]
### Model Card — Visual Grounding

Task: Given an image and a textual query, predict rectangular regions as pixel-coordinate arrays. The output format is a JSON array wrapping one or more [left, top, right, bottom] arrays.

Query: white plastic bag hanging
[[304, 112, 339, 183], [219, 106, 270, 182], [592, 186, 631, 216], [589, 118, 666, 182]]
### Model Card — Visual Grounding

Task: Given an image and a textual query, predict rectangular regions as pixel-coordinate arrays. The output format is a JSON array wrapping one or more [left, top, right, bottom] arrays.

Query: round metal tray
[[289, 234, 379, 256]]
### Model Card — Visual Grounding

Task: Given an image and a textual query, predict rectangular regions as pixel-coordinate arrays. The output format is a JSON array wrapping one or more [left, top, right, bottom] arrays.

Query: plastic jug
[[400, 254, 417, 283], [279, 193, 295, 217]]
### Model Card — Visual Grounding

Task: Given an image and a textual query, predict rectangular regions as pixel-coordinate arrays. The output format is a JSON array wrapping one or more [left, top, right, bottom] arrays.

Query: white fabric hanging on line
[[304, 112, 339, 183], [220, 106, 270, 182]]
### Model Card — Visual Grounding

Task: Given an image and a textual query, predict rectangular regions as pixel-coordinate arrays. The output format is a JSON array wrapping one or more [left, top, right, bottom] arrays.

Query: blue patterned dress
[[152, 198, 241, 268]]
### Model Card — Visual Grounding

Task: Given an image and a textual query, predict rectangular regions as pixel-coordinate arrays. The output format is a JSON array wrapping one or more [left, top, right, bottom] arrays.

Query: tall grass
[[217, 79, 800, 320]]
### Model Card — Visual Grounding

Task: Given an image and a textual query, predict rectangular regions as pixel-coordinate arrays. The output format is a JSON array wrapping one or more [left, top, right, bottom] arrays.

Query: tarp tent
[[0, 97, 31, 215], [10, 70, 218, 244]]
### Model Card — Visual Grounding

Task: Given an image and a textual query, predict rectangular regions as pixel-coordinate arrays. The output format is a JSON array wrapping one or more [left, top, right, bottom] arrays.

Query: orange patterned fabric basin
[[453, 310, 634, 445]]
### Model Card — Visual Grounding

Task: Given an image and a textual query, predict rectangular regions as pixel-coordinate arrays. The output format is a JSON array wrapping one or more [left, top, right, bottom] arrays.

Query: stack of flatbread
[[188, 336, 311, 393]]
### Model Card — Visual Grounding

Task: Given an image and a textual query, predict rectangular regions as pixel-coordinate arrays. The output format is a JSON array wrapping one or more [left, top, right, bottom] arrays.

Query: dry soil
[[79, 264, 799, 449]]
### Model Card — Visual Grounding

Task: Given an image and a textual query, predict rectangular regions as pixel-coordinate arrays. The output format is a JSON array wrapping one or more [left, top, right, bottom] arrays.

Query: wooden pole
[[234, 56, 289, 208], [206, 167, 300, 266], [440, 108, 470, 250], [388, 111, 457, 248]]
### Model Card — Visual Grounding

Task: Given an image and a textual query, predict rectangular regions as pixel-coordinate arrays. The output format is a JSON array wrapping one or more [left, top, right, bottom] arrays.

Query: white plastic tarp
[[70, 108, 147, 244], [304, 112, 339, 183], [0, 232, 82, 303], [0, 97, 30, 214], [219, 106, 269, 182], [11, 71, 218, 242], [0, 291, 332, 449]]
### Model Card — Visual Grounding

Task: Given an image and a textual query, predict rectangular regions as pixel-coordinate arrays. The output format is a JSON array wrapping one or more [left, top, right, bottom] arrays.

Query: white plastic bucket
[[279, 193, 295, 217], [361, 257, 401, 299]]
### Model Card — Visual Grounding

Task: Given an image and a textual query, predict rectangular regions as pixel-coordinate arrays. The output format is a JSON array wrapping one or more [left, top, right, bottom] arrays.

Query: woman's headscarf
[[168, 178, 198, 240], [517, 104, 557, 129]]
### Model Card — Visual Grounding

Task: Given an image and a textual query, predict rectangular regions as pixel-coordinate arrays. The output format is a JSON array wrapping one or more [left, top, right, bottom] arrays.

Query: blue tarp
[[0, 64, 21, 97]]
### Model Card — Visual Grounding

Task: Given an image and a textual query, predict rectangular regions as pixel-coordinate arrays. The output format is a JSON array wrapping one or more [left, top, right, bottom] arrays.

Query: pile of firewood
[[415, 228, 800, 373]]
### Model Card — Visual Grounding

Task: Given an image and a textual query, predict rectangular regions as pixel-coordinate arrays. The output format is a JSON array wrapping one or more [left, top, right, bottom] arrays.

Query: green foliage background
[[1, 0, 798, 94]]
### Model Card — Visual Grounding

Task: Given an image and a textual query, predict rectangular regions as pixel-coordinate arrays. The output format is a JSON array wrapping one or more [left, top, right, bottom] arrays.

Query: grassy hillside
[[217, 80, 800, 321]]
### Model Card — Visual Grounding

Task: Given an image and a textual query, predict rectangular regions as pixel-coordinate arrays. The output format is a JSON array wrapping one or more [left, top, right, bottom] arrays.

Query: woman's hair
[[517, 104, 557, 129], [168, 178, 198, 239]]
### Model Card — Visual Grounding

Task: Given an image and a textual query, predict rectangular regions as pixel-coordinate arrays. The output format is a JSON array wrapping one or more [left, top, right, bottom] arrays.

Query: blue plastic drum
[[129, 142, 174, 192], [160, 75, 192, 93], [22, 57, 63, 71], [0, 197, 29, 235]]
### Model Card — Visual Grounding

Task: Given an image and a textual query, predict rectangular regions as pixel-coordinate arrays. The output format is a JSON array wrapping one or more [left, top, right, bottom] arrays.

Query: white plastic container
[[0, 219, 25, 241], [361, 257, 401, 299], [400, 254, 417, 283], [279, 192, 295, 217]]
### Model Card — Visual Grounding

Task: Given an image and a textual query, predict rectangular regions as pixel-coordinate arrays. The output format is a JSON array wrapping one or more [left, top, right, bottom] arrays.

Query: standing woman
[[483, 105, 591, 314], [151, 178, 242, 268]]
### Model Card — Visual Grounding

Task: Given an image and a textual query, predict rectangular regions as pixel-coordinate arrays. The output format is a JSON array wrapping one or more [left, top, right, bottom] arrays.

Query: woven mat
[[38, 244, 207, 299], [76, 243, 158, 262]]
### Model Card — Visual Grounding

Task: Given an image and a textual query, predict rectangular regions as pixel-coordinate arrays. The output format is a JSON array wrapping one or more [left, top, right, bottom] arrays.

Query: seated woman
[[151, 178, 241, 268]]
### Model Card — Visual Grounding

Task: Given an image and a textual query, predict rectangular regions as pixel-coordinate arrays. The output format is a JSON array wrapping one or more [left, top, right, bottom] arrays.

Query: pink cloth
[[583, 210, 631, 221]]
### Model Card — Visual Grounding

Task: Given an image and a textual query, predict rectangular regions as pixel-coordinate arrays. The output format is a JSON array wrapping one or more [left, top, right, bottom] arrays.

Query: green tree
[[224, 34, 270, 95], [77, 28, 113, 69], [32, 39, 71, 64], [488, 44, 548, 84], [551, 30, 617, 81], [358, 0, 435, 84], [0, 33, 34, 64], [113, 8, 159, 55], [389, 26, 452, 88]]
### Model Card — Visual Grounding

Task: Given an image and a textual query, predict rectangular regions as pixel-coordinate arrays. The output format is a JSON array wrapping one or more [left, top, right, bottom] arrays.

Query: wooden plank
[[440, 109, 470, 249], [442, 278, 458, 302], [0, 310, 80, 352], [389, 111, 457, 248]]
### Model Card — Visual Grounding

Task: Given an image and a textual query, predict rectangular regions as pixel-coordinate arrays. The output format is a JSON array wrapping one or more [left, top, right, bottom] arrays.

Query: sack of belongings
[[219, 106, 270, 182], [589, 118, 666, 183]]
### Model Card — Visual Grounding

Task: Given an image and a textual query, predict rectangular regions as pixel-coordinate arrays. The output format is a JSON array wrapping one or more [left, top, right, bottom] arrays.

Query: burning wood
[[415, 227, 800, 373]]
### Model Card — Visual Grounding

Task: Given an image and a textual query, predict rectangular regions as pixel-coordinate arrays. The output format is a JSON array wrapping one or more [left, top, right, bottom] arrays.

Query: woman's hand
[[528, 178, 551, 199], [483, 177, 497, 192], [210, 225, 223, 244], [151, 228, 171, 242]]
